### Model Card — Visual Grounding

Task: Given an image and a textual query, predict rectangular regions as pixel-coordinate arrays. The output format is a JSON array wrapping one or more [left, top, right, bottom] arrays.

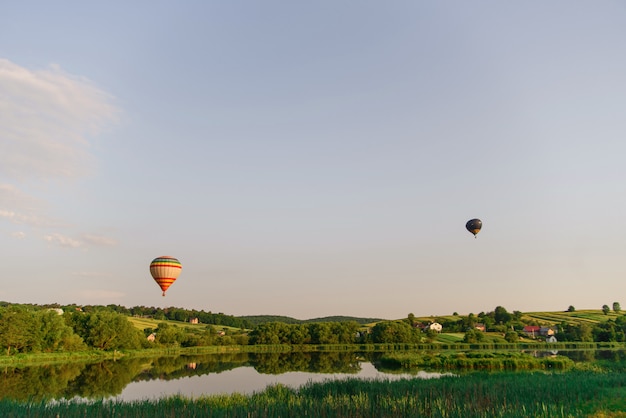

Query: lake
[[0, 351, 449, 402], [1, 349, 622, 402]]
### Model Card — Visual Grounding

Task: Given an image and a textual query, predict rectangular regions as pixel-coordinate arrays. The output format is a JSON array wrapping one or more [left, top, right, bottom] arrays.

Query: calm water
[[2, 349, 623, 402], [117, 362, 447, 401], [0, 351, 448, 402]]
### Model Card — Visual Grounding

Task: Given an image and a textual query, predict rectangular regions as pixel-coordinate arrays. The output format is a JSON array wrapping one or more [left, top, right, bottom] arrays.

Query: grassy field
[[128, 309, 621, 334], [127, 316, 242, 332], [414, 309, 621, 327]]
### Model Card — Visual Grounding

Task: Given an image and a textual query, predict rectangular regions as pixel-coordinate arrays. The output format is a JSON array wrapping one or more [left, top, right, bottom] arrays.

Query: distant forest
[[0, 301, 380, 329]]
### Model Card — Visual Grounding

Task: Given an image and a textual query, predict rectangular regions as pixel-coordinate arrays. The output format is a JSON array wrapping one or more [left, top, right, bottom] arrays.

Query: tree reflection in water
[[3, 349, 620, 401]]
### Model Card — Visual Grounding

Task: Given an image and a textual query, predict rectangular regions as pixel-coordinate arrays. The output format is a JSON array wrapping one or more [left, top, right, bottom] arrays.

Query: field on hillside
[[413, 309, 621, 327], [128, 316, 241, 332]]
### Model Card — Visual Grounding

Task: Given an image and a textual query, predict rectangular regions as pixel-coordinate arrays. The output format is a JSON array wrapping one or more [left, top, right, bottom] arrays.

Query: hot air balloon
[[150, 256, 182, 296], [466, 219, 482, 238]]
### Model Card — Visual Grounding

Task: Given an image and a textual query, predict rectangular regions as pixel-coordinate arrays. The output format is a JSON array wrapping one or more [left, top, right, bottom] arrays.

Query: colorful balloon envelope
[[466, 218, 482, 238], [150, 256, 182, 296]]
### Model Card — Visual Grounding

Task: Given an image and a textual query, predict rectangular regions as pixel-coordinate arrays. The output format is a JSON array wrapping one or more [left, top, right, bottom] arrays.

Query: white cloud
[[0, 59, 119, 181], [0, 59, 119, 241], [11, 231, 26, 239], [44, 233, 83, 248], [81, 234, 117, 247], [42, 232, 117, 249], [0, 182, 57, 227]]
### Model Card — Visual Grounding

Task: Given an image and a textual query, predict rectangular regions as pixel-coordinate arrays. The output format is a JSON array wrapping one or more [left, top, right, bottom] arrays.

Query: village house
[[523, 326, 557, 338], [426, 322, 442, 333], [523, 326, 541, 337]]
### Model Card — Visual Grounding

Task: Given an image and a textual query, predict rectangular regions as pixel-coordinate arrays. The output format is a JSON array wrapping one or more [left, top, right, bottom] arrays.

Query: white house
[[427, 322, 442, 333]]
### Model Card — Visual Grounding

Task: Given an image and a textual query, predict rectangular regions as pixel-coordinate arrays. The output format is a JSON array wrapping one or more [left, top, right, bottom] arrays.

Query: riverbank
[[1, 370, 625, 417], [1, 341, 623, 367]]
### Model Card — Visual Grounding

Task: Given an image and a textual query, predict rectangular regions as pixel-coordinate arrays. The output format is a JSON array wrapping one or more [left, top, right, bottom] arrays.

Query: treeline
[[0, 303, 250, 355], [0, 305, 143, 355], [0, 301, 253, 329], [241, 315, 383, 327], [249, 320, 426, 345], [4, 302, 626, 357]]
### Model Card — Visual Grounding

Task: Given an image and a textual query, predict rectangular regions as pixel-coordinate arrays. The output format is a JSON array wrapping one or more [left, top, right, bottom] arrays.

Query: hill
[[238, 315, 385, 327]]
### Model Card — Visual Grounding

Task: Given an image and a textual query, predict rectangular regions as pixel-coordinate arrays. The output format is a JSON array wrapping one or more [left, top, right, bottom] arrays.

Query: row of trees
[[3, 303, 626, 355], [0, 304, 255, 355]]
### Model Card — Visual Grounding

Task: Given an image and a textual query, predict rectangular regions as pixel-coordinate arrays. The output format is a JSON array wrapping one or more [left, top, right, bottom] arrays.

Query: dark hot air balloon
[[466, 219, 482, 238], [150, 256, 182, 296]]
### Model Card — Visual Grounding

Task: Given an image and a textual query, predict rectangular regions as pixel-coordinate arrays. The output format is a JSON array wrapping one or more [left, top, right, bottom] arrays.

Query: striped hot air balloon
[[150, 256, 182, 296]]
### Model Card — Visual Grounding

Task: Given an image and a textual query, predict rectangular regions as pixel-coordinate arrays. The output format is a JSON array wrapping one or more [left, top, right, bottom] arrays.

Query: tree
[[463, 328, 485, 343], [504, 331, 519, 343], [0, 306, 34, 355], [494, 306, 512, 324], [371, 321, 421, 344], [34, 310, 83, 352], [613, 302, 621, 314], [68, 311, 143, 350], [602, 305, 611, 315], [567, 305, 576, 312]]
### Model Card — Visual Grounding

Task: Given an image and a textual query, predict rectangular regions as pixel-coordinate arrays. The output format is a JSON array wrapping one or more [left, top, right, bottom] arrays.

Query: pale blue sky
[[1, 2, 626, 319]]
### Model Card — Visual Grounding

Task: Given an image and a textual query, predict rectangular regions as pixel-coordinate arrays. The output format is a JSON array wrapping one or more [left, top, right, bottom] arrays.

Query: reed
[[379, 351, 575, 371], [1, 370, 625, 417]]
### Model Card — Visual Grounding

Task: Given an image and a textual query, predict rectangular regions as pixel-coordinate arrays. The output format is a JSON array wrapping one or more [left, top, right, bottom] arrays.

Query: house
[[546, 336, 557, 343], [147, 333, 156, 342], [474, 323, 486, 332], [189, 318, 199, 324], [523, 326, 541, 337], [540, 327, 556, 336], [426, 322, 442, 333]]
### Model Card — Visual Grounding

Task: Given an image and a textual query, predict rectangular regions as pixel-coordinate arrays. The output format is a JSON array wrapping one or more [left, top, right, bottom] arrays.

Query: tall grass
[[1, 370, 625, 417], [379, 351, 575, 371]]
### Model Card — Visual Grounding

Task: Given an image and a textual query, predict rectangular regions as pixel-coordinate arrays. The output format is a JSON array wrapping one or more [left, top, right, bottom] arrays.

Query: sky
[[1, 1, 626, 320]]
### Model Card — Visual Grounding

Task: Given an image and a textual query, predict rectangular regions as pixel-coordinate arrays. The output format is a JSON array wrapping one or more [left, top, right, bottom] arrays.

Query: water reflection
[[119, 362, 439, 401], [2, 349, 622, 402]]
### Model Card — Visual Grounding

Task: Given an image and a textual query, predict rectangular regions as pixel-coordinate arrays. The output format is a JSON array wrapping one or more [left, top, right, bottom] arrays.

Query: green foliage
[[241, 315, 383, 327], [249, 321, 360, 345], [371, 321, 421, 344], [0, 307, 86, 355], [504, 331, 519, 343], [67, 311, 143, 351], [463, 328, 485, 343], [379, 351, 574, 371]]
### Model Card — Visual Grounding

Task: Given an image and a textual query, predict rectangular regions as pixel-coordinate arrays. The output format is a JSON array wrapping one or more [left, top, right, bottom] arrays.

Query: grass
[[127, 316, 243, 332], [1, 370, 625, 417], [378, 351, 575, 371]]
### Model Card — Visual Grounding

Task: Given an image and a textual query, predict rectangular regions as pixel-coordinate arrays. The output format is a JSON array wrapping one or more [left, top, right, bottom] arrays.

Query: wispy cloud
[[81, 234, 117, 247], [44, 233, 83, 248], [0, 59, 119, 243], [0, 183, 57, 227], [0, 58, 119, 181], [43, 232, 118, 249]]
